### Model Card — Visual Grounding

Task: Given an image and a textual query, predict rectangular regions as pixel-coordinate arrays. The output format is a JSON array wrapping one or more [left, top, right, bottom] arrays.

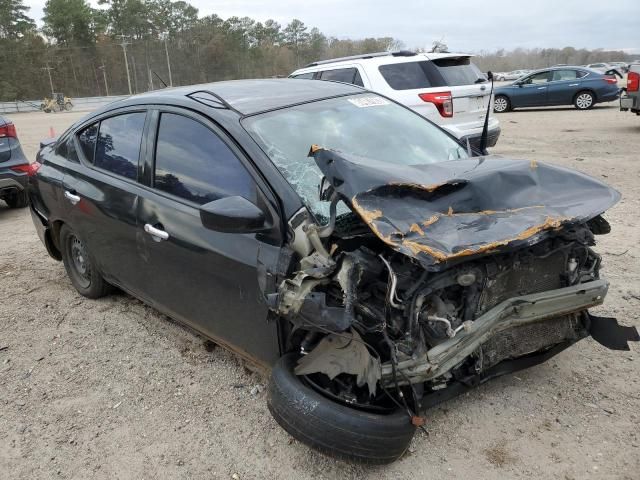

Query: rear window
[[432, 57, 485, 86], [379, 57, 485, 90], [379, 62, 432, 90]]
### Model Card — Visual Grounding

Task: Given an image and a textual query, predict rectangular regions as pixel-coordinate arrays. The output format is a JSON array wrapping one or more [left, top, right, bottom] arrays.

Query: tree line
[[0, 0, 635, 102]]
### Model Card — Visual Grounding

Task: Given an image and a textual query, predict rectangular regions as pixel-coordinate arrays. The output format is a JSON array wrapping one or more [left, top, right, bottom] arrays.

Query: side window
[[576, 70, 588, 78], [153, 113, 256, 205], [522, 72, 550, 84], [379, 62, 432, 90], [552, 70, 579, 81], [354, 69, 364, 87], [319, 68, 358, 84], [95, 112, 146, 180], [78, 123, 98, 163], [292, 72, 315, 79]]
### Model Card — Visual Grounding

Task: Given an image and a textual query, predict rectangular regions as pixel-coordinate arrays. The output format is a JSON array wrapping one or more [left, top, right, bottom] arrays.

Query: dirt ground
[[1, 101, 639, 480]]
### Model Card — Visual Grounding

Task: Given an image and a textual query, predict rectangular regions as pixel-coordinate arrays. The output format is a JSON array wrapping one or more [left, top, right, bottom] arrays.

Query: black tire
[[60, 225, 111, 299], [493, 95, 510, 113], [574, 90, 595, 110], [5, 190, 28, 208], [267, 353, 416, 464]]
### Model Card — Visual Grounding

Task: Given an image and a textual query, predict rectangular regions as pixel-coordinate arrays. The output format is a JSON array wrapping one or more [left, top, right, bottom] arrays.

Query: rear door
[[135, 108, 282, 365], [63, 109, 149, 293], [547, 69, 585, 105]]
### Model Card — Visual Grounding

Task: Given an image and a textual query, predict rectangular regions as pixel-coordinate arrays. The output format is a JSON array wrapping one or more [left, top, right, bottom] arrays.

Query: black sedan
[[28, 79, 638, 463]]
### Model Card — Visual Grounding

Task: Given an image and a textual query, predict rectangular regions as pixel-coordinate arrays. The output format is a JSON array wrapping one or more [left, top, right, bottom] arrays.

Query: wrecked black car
[[28, 79, 638, 464]]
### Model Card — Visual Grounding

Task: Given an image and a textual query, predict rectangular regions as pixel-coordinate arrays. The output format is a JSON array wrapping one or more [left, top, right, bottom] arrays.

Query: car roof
[[106, 79, 364, 116], [291, 52, 473, 75]]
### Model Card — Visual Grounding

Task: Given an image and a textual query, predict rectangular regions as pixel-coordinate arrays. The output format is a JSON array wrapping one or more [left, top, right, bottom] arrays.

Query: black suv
[[0, 116, 32, 208]]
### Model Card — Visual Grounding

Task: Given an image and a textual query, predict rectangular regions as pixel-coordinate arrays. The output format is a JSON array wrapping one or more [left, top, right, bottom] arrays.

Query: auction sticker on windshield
[[348, 96, 390, 108]]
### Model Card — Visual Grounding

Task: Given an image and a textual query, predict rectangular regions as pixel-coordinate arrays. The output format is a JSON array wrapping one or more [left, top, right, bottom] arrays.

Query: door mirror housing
[[199, 196, 267, 234]]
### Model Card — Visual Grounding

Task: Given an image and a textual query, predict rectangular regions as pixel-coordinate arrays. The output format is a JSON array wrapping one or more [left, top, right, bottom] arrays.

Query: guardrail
[[0, 95, 130, 114]]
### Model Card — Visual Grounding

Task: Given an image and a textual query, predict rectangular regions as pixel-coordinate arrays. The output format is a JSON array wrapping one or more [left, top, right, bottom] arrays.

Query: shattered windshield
[[243, 93, 468, 219]]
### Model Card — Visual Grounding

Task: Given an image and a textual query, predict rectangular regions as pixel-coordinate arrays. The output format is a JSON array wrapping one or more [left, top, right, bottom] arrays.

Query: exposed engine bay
[[261, 148, 639, 413]]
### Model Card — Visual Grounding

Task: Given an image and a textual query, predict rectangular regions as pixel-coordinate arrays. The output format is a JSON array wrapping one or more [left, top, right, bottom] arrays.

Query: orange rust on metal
[[409, 223, 425, 236], [386, 182, 447, 193], [422, 215, 439, 228], [402, 215, 567, 262], [411, 416, 427, 427]]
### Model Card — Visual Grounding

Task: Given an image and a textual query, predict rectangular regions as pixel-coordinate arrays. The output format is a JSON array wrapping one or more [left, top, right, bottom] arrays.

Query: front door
[[135, 109, 282, 366], [515, 71, 551, 107]]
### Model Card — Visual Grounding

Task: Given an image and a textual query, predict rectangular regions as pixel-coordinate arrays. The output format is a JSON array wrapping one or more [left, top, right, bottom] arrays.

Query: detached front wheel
[[267, 353, 416, 464]]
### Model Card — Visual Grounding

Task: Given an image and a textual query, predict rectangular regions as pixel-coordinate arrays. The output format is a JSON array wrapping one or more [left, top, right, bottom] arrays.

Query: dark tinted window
[[353, 70, 364, 87], [95, 113, 145, 180], [320, 68, 357, 84], [154, 113, 255, 205], [292, 72, 315, 79], [78, 123, 98, 163], [432, 57, 485, 86], [379, 62, 432, 90], [576, 70, 588, 78]]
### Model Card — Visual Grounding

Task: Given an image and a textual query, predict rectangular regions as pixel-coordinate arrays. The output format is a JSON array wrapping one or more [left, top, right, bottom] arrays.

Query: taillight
[[0, 123, 17, 138], [11, 162, 41, 177], [628, 72, 639, 92], [604, 76, 618, 85], [419, 91, 453, 117]]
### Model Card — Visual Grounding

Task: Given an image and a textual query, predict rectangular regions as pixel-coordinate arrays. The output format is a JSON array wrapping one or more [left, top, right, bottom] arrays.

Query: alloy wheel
[[576, 93, 593, 109], [494, 96, 508, 112]]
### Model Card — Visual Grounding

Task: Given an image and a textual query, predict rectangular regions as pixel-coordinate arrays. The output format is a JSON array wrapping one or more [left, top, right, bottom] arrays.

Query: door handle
[[537, 86, 546, 90], [64, 190, 81, 205], [144, 223, 169, 241], [569, 83, 579, 86]]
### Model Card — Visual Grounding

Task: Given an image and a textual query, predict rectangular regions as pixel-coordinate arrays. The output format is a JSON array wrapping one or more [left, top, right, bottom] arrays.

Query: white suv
[[290, 51, 500, 150]]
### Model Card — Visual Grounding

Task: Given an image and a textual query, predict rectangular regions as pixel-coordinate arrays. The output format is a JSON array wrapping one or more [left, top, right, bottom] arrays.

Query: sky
[[25, 0, 640, 54]]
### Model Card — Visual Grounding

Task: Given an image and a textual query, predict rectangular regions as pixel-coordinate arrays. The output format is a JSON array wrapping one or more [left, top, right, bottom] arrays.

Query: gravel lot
[[1, 101, 639, 479]]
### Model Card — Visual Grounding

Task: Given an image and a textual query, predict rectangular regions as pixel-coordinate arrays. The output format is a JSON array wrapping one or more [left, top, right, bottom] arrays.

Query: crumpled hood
[[309, 147, 621, 270]]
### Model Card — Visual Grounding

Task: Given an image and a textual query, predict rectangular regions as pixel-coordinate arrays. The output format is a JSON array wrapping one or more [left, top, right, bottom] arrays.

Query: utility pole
[[164, 39, 173, 87], [42, 64, 55, 96], [117, 35, 132, 95], [98, 62, 109, 96]]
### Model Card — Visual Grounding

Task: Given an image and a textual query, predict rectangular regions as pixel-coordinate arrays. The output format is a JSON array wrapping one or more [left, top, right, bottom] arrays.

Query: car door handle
[[144, 223, 169, 241], [569, 83, 579, 86], [537, 87, 546, 90], [64, 190, 81, 205]]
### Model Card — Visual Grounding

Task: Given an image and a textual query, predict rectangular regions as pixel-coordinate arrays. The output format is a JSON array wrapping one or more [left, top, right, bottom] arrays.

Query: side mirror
[[199, 196, 267, 234], [39, 137, 57, 149]]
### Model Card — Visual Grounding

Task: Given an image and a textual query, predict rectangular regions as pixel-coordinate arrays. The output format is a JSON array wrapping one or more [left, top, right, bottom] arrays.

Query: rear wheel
[[574, 91, 595, 110], [267, 353, 416, 464], [4, 190, 28, 208], [494, 95, 510, 113], [60, 225, 111, 298], [64, 102, 73, 111]]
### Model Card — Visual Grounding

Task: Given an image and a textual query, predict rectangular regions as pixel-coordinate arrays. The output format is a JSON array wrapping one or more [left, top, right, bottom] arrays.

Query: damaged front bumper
[[381, 279, 613, 386]]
